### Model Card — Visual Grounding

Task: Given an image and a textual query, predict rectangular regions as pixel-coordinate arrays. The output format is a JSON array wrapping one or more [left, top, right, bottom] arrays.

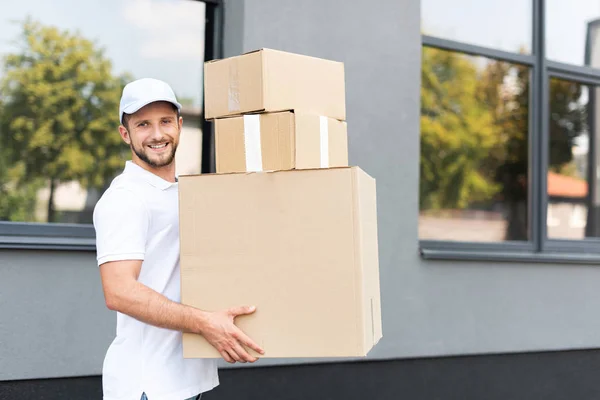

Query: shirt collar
[[123, 160, 177, 190]]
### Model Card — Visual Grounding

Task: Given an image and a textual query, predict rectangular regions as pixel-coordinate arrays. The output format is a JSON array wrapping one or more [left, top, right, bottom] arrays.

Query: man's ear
[[118, 125, 131, 145]]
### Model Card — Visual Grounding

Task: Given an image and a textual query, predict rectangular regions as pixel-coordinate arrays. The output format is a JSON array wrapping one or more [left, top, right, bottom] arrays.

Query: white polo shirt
[[93, 161, 219, 400]]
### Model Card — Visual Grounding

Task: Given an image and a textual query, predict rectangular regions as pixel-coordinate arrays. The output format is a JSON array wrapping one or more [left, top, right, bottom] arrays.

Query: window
[[545, 0, 600, 67], [422, 0, 532, 54], [548, 79, 592, 239], [0, 0, 220, 249], [420, 0, 600, 261], [420, 47, 530, 243]]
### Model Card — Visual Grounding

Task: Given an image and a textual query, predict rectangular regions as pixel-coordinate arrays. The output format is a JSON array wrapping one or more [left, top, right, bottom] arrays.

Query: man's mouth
[[148, 142, 169, 151]]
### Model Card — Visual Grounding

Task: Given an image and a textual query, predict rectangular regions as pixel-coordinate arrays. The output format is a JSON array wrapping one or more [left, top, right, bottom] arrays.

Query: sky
[[422, 0, 600, 66], [3, 1, 600, 111], [0, 0, 206, 107]]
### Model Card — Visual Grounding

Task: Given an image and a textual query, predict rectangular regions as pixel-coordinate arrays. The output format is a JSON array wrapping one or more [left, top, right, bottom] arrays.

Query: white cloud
[[139, 33, 204, 59], [122, 0, 205, 60]]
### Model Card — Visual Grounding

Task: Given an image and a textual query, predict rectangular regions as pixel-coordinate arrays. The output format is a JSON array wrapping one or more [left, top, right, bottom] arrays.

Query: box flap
[[204, 48, 265, 65], [261, 49, 346, 119], [179, 166, 361, 180]]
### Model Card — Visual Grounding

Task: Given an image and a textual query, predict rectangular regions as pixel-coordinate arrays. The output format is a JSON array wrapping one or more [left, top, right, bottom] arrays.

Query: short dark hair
[[122, 102, 181, 131]]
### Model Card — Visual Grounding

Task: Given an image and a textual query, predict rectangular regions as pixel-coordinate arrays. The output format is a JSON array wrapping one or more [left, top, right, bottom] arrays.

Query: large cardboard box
[[215, 111, 348, 173], [179, 167, 382, 358], [204, 48, 346, 120]]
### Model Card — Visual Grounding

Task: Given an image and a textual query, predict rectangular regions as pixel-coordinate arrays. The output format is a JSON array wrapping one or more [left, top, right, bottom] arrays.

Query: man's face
[[119, 101, 182, 168]]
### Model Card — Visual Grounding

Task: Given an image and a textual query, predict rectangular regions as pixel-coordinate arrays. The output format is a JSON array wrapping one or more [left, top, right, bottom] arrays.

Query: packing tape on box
[[319, 116, 329, 168], [244, 114, 263, 172]]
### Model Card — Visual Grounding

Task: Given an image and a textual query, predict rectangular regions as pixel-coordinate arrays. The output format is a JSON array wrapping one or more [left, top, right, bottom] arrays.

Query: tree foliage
[[0, 19, 131, 222], [420, 46, 586, 240], [420, 47, 501, 211]]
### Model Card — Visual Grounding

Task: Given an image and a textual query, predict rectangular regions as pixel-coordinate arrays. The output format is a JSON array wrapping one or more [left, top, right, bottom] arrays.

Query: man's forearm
[[107, 280, 209, 334]]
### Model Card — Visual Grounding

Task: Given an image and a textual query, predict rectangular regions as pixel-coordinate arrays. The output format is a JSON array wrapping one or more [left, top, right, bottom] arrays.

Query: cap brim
[[121, 97, 182, 122]]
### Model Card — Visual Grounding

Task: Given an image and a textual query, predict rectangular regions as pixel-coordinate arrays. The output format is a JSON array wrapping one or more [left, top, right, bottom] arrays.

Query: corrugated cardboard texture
[[294, 113, 348, 170], [214, 117, 247, 173], [215, 112, 295, 173], [215, 111, 348, 173], [204, 50, 264, 120], [205, 48, 346, 120], [179, 167, 381, 358]]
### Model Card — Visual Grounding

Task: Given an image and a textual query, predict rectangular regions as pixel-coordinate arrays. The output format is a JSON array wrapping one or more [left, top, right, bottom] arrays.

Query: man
[[93, 78, 264, 400]]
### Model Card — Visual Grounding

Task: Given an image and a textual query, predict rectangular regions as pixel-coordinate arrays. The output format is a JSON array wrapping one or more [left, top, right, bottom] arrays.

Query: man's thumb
[[229, 305, 256, 316]]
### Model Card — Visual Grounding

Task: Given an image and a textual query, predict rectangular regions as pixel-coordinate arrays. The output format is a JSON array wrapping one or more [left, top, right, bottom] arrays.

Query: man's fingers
[[226, 346, 246, 363], [236, 329, 265, 355], [228, 305, 256, 317], [232, 341, 256, 363], [220, 350, 235, 364]]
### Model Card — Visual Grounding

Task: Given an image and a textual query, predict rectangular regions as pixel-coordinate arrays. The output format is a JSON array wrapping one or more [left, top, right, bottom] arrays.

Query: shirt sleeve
[[93, 187, 150, 266]]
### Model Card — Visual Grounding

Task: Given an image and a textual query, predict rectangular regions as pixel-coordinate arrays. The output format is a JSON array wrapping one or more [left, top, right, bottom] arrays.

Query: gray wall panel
[[0, 250, 114, 380], [222, 0, 244, 59]]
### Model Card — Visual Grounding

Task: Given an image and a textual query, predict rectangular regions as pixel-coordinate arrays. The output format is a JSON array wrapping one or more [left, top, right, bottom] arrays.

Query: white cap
[[119, 78, 182, 124]]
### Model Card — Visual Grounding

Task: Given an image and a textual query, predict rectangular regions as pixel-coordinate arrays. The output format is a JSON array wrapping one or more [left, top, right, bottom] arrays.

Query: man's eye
[[138, 122, 148, 127], [162, 119, 172, 124]]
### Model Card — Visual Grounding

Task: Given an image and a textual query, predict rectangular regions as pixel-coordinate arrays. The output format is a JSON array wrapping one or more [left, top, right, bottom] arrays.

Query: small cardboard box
[[179, 167, 382, 358], [215, 111, 348, 173], [204, 48, 346, 120]]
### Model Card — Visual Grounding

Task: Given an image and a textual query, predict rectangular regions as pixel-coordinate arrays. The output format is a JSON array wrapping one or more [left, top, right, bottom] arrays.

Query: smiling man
[[93, 78, 264, 400]]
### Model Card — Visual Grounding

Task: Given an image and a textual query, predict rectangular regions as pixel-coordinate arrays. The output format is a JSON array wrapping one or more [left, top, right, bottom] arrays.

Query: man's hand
[[199, 305, 265, 363], [99, 259, 264, 364]]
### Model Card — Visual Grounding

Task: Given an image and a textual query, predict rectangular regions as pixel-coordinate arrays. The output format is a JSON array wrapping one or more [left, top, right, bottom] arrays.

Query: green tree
[[0, 140, 43, 221], [547, 79, 585, 172], [420, 47, 501, 212], [477, 60, 530, 240], [0, 19, 130, 223], [478, 65, 585, 240], [421, 46, 586, 241]]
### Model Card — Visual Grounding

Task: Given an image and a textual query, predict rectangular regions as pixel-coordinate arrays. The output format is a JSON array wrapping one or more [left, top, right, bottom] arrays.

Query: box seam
[[351, 168, 366, 356], [291, 112, 297, 167], [261, 49, 267, 112]]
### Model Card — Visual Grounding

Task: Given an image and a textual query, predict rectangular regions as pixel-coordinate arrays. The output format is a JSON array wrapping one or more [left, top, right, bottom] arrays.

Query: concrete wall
[[4, 0, 600, 382], [0, 250, 113, 380]]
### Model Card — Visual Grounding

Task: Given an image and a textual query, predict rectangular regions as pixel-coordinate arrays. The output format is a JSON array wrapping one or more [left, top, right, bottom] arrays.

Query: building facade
[[3, 0, 600, 399]]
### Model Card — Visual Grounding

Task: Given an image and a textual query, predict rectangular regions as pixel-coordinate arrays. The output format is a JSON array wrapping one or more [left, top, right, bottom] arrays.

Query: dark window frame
[[0, 0, 223, 251], [420, 0, 600, 263]]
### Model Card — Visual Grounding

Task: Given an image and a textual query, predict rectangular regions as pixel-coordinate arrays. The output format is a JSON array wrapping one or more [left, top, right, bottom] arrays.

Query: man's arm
[[100, 259, 264, 363]]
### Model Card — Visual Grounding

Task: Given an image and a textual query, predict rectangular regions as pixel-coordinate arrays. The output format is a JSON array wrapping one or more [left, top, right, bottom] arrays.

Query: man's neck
[[132, 158, 177, 183]]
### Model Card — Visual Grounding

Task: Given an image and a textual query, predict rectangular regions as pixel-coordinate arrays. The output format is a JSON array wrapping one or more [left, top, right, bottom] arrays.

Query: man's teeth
[[149, 143, 168, 149]]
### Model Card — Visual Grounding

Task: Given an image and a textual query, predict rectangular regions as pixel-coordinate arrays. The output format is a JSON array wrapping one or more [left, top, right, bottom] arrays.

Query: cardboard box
[[204, 48, 346, 120], [179, 167, 382, 358], [215, 111, 349, 173]]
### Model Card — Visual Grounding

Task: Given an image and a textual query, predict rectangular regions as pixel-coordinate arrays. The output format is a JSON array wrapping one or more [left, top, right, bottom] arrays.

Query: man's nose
[[149, 124, 163, 139]]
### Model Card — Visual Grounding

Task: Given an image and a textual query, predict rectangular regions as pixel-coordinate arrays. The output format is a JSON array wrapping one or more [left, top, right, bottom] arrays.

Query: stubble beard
[[130, 140, 178, 168]]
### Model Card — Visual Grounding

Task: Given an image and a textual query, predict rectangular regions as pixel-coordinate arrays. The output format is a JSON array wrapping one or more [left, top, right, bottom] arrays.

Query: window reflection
[[0, 0, 205, 224], [546, 0, 600, 67], [422, 0, 532, 54], [419, 47, 530, 242], [547, 79, 600, 240]]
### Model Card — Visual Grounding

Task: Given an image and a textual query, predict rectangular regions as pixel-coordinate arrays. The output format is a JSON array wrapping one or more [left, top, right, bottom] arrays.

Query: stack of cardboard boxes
[[178, 49, 382, 359]]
